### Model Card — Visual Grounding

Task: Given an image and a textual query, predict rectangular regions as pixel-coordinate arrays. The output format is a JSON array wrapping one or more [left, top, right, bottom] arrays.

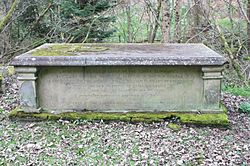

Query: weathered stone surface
[[11, 43, 227, 66], [202, 67, 223, 109], [38, 66, 203, 112], [11, 43, 226, 114], [15, 67, 39, 112]]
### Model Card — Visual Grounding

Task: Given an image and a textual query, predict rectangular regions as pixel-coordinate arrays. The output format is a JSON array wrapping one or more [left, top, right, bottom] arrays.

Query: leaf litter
[[0, 74, 249, 165]]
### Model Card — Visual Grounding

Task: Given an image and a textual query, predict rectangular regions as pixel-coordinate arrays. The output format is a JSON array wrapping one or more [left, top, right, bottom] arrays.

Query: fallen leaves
[[0, 75, 250, 165]]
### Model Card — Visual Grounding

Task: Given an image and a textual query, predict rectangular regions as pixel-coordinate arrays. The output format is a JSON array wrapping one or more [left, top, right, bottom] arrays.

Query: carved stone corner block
[[202, 66, 224, 110], [15, 67, 40, 113]]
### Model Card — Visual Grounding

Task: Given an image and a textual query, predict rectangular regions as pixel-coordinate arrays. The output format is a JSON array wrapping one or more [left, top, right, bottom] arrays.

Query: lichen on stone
[[31, 44, 109, 56], [9, 107, 229, 126]]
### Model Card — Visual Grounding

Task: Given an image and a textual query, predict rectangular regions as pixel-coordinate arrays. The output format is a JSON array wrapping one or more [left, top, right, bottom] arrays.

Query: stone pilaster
[[202, 67, 223, 110], [15, 67, 40, 112]]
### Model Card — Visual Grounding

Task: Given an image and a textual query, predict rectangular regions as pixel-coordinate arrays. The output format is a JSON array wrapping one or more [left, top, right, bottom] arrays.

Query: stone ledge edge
[[11, 57, 227, 66]]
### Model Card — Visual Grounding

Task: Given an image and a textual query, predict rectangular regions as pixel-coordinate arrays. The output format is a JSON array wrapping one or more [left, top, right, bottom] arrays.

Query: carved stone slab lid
[[11, 43, 227, 66]]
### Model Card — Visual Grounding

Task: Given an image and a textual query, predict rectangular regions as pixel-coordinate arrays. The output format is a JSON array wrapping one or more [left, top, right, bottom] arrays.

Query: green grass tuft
[[222, 86, 250, 97], [239, 102, 250, 114]]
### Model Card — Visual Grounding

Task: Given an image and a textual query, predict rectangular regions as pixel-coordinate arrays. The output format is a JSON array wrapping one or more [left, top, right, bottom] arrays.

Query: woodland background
[[0, 0, 249, 86], [0, 1, 250, 165]]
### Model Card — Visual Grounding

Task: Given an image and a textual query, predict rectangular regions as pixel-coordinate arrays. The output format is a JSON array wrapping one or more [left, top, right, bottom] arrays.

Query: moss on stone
[[32, 44, 109, 56], [9, 107, 229, 126], [177, 113, 228, 126], [167, 123, 181, 131]]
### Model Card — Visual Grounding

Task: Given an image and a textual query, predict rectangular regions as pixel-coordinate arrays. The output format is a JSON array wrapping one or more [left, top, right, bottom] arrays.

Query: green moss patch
[[167, 123, 181, 131], [32, 44, 109, 56], [9, 108, 229, 126]]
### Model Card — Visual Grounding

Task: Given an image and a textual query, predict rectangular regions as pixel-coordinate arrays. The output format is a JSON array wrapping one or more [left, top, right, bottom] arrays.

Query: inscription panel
[[38, 66, 203, 111]]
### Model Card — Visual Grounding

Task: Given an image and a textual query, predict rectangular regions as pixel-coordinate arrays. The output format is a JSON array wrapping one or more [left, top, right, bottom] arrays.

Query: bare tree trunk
[[228, 0, 234, 30], [189, 0, 201, 42], [148, 0, 161, 43], [0, 0, 17, 33], [126, 0, 132, 43], [161, 0, 170, 43], [174, 0, 181, 42], [188, 0, 210, 43], [0, 0, 17, 63], [247, 0, 250, 55]]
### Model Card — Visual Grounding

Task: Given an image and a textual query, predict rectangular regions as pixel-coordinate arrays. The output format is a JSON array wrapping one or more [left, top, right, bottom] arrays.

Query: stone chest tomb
[[11, 43, 226, 114]]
